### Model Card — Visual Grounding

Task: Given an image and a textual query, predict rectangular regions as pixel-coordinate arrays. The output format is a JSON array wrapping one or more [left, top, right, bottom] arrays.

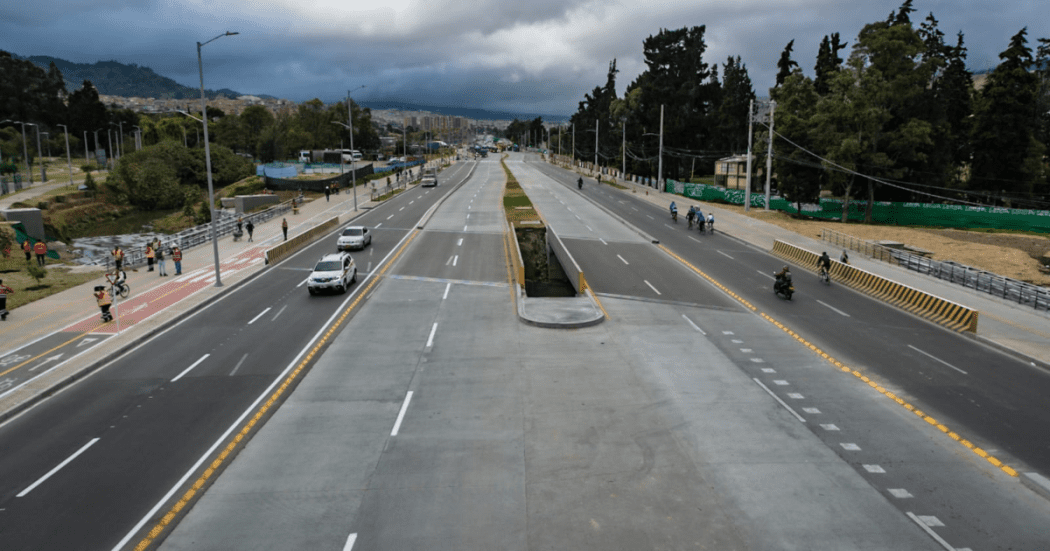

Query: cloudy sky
[[0, 0, 1040, 116]]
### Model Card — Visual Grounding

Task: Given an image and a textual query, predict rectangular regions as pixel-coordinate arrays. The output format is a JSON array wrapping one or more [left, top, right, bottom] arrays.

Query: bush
[[83, 172, 97, 191], [26, 263, 47, 285], [80, 164, 96, 174]]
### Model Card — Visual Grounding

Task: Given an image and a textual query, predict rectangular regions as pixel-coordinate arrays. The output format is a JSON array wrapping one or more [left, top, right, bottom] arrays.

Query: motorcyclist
[[774, 265, 792, 292], [818, 251, 831, 277]]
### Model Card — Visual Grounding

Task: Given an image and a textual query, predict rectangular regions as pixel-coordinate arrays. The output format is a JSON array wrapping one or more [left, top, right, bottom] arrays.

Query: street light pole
[[26, 123, 45, 183], [658, 104, 664, 190], [133, 126, 141, 151], [83, 131, 89, 163], [198, 30, 239, 288], [765, 100, 776, 211], [57, 124, 73, 188], [745, 99, 754, 212], [107, 129, 114, 170], [1, 120, 31, 184], [348, 85, 365, 212]]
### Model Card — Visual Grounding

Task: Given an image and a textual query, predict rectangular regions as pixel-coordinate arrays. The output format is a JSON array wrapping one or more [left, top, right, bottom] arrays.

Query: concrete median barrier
[[265, 216, 340, 265], [771, 240, 978, 333]]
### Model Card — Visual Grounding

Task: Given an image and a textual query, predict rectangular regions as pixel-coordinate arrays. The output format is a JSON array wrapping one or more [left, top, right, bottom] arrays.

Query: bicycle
[[818, 267, 830, 285], [671, 210, 678, 223]]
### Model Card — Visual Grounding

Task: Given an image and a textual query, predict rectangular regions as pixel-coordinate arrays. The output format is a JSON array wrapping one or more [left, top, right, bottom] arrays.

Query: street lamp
[[198, 30, 239, 288], [92, 128, 104, 168], [56, 124, 73, 188], [41, 132, 51, 159], [1, 120, 31, 184], [133, 125, 141, 151], [25, 122, 45, 183], [642, 105, 664, 190]]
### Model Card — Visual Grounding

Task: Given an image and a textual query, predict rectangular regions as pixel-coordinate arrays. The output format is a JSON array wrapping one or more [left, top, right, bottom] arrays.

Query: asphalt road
[[155, 154, 1050, 550], [0, 162, 475, 551]]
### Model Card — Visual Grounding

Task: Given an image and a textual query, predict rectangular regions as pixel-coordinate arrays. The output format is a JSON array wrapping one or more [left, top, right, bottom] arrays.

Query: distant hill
[[15, 54, 258, 100]]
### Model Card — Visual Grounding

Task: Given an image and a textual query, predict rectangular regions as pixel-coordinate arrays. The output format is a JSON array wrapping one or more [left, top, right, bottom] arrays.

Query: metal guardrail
[[90, 200, 293, 270], [822, 228, 1050, 312]]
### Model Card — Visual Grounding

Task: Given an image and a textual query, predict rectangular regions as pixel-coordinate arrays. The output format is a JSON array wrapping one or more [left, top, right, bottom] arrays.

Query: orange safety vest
[[23, 241, 31, 253], [172, 249, 182, 262], [146, 246, 154, 259], [33, 242, 47, 255]]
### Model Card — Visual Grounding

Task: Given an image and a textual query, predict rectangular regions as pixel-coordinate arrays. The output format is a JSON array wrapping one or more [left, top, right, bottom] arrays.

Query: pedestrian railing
[[92, 200, 293, 270], [822, 228, 1050, 312]]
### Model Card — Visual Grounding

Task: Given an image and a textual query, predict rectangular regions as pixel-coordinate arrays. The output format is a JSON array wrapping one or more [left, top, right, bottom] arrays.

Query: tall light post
[[594, 118, 599, 173], [41, 132, 51, 158], [83, 130, 89, 163], [133, 125, 141, 151], [1, 120, 31, 183], [107, 128, 114, 169], [198, 30, 239, 288], [658, 104, 664, 190], [347, 85, 365, 211], [27, 122, 45, 182], [56, 124, 73, 188]]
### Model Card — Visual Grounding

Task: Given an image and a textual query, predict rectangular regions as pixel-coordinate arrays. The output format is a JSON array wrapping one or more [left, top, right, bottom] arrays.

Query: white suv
[[307, 253, 357, 295], [337, 226, 371, 250]]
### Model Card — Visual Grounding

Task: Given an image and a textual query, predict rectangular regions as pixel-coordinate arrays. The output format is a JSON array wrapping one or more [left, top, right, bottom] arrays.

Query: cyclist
[[686, 206, 696, 228], [106, 270, 129, 297], [578, 177, 583, 189], [696, 209, 705, 232], [706, 213, 714, 234], [818, 251, 832, 282], [669, 201, 678, 222]]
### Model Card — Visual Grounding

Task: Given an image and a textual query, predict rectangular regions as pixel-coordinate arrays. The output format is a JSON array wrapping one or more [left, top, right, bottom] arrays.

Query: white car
[[307, 253, 357, 295], [337, 226, 371, 250]]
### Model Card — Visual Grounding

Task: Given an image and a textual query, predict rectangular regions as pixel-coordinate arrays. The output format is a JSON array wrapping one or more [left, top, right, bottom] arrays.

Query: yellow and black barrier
[[265, 216, 340, 266], [771, 240, 978, 333]]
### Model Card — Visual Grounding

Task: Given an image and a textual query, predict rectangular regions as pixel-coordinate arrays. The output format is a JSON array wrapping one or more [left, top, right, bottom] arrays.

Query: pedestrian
[[112, 245, 123, 271], [172, 246, 183, 275], [840, 250, 850, 264], [282, 218, 288, 241], [33, 240, 47, 266], [0, 278, 13, 321], [156, 241, 167, 276], [22, 239, 31, 263], [325, 185, 331, 202], [333, 182, 339, 195], [95, 285, 113, 322], [246, 220, 254, 242], [237, 216, 243, 234], [145, 242, 155, 271]]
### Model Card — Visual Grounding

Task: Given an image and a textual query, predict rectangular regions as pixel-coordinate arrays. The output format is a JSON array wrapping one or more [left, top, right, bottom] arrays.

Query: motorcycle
[[774, 274, 794, 300]]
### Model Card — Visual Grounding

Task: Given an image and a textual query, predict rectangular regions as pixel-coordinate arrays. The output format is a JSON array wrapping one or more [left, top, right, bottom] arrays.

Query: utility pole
[[83, 131, 89, 163], [765, 100, 776, 211], [594, 118, 599, 173], [657, 104, 664, 190], [622, 120, 625, 180], [745, 99, 754, 212]]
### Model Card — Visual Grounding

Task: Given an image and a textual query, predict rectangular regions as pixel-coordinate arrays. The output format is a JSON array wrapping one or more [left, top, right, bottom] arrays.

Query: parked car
[[307, 252, 357, 295], [337, 226, 372, 250]]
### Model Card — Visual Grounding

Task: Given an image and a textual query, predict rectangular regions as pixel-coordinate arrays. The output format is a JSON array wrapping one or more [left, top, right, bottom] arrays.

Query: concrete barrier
[[771, 240, 979, 333], [265, 216, 340, 266], [508, 222, 525, 289], [546, 224, 585, 294]]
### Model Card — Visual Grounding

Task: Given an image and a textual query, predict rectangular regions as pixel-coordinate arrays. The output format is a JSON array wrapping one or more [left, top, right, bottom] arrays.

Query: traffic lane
[[562, 238, 741, 309], [0, 331, 112, 396], [390, 232, 507, 284], [0, 374, 278, 551], [684, 240, 1050, 471], [0, 192, 434, 545]]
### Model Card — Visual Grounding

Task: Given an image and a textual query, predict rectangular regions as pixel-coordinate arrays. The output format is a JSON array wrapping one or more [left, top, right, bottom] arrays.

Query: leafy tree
[[814, 33, 847, 95], [109, 150, 187, 209], [67, 81, 109, 151], [970, 28, 1045, 203], [715, 56, 755, 154], [775, 40, 799, 87], [772, 72, 823, 213]]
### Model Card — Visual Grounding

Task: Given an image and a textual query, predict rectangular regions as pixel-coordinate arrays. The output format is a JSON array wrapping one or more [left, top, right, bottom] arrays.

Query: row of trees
[[566, 1, 1050, 214]]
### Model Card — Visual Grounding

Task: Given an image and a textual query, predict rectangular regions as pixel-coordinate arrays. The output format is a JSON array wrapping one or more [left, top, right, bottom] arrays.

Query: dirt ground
[[714, 202, 1050, 287]]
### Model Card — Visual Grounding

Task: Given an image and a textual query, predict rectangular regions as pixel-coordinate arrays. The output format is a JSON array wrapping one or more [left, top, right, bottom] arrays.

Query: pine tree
[[775, 40, 799, 88], [814, 33, 847, 96], [970, 28, 1045, 203]]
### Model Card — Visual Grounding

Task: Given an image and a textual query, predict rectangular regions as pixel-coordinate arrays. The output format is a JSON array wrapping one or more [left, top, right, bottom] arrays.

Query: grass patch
[[0, 258, 103, 311], [501, 158, 542, 225]]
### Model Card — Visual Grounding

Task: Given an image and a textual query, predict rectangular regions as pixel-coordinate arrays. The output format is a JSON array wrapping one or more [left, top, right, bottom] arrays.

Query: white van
[[341, 149, 363, 163], [298, 150, 311, 163]]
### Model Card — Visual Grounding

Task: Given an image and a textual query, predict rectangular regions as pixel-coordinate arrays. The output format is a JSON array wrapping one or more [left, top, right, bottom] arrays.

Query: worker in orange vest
[[22, 239, 32, 262], [172, 246, 183, 275], [33, 240, 47, 266], [0, 278, 13, 321], [95, 286, 113, 322], [146, 243, 155, 272]]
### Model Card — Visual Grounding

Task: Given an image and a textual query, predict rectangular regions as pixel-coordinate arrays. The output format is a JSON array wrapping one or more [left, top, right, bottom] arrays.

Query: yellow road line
[[659, 242, 1018, 478], [133, 229, 419, 551]]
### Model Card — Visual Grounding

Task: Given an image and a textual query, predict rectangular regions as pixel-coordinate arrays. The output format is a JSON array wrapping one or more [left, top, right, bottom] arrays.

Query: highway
[[2, 153, 1049, 550], [0, 162, 475, 551]]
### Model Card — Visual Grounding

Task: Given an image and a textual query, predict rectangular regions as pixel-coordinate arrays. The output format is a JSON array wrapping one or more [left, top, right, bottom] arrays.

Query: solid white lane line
[[390, 391, 414, 436], [171, 354, 210, 382], [617, 254, 629, 265], [229, 353, 249, 376], [908, 345, 968, 375], [271, 304, 288, 322], [248, 307, 272, 325], [753, 379, 806, 423], [343, 533, 358, 551], [443, 283, 451, 300], [17, 438, 101, 497], [816, 300, 850, 317], [644, 280, 661, 295], [296, 278, 309, 288], [905, 512, 955, 551], [717, 250, 734, 259], [682, 314, 706, 335], [426, 323, 438, 348]]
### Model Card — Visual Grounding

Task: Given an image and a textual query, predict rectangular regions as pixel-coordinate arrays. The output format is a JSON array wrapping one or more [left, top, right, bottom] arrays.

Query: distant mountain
[[359, 100, 569, 123], [15, 54, 252, 100]]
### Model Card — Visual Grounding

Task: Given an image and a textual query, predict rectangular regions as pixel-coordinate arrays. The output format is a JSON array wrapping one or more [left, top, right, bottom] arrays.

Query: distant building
[[714, 155, 757, 190]]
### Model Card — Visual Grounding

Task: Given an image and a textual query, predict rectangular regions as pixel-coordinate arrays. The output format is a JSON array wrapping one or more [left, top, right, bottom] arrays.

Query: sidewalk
[[585, 167, 1050, 370], [0, 179, 394, 420]]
